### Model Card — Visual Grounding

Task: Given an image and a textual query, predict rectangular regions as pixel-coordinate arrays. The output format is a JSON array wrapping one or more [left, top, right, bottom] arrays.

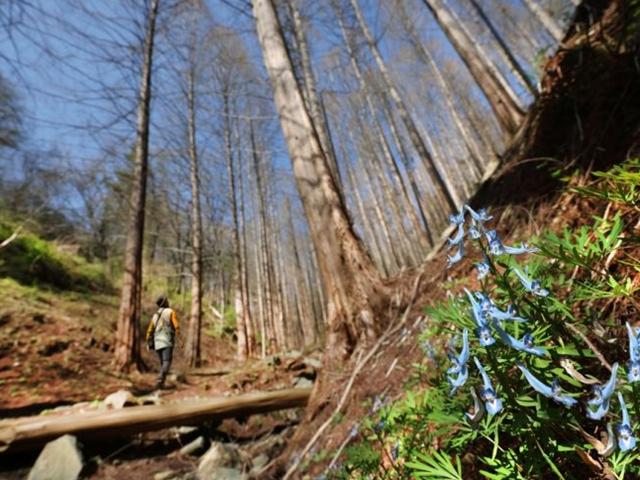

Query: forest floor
[[0, 276, 320, 479]]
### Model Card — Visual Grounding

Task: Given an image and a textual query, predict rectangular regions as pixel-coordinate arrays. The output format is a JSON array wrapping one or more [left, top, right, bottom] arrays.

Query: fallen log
[[0, 388, 311, 453]]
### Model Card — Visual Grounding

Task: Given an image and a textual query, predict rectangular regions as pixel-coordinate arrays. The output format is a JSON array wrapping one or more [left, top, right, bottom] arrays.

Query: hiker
[[145, 295, 179, 389]]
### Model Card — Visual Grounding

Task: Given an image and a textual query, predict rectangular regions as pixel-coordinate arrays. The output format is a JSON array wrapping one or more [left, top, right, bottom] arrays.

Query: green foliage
[[0, 218, 109, 292], [406, 451, 462, 479], [330, 159, 640, 479]]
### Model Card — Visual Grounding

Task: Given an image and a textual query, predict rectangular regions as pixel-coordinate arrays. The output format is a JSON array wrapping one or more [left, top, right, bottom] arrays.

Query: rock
[[252, 453, 269, 470], [167, 372, 187, 384], [303, 357, 322, 370], [180, 436, 206, 456], [203, 467, 243, 480], [293, 376, 314, 389], [153, 470, 176, 480], [197, 442, 246, 480], [28, 434, 83, 480], [102, 390, 135, 410]]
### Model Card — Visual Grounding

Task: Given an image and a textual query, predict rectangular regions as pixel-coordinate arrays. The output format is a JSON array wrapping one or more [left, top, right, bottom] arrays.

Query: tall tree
[[114, 0, 160, 371], [252, 0, 388, 359], [521, 0, 564, 42], [422, 0, 525, 136], [346, 0, 458, 213], [184, 37, 203, 368]]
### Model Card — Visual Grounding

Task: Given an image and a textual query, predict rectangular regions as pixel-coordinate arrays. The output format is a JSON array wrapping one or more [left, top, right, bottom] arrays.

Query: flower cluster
[[443, 205, 638, 454]]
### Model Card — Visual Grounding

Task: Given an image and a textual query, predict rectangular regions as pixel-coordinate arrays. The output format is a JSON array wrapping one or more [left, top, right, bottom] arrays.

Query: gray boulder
[[197, 442, 247, 480], [28, 434, 83, 480]]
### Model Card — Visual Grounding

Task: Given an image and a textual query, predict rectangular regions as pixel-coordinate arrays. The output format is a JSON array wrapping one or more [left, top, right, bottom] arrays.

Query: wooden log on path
[[0, 388, 311, 453]]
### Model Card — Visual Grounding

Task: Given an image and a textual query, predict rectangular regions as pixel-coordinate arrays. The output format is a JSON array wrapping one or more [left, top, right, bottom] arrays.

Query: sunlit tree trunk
[[348, 0, 457, 214], [521, 0, 564, 42], [423, 0, 525, 136], [288, 0, 344, 200], [252, 0, 388, 359], [114, 0, 159, 372], [185, 61, 203, 368], [237, 159, 256, 356], [468, 0, 536, 95], [395, 1, 486, 176]]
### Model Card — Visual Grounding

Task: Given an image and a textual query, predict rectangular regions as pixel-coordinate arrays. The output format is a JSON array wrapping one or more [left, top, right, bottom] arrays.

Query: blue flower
[[468, 222, 482, 240], [626, 322, 640, 382], [616, 392, 637, 452], [488, 303, 528, 323], [492, 322, 546, 357], [465, 205, 492, 223], [465, 386, 485, 424], [586, 363, 618, 420], [447, 329, 470, 394], [476, 259, 490, 280], [517, 364, 577, 408], [447, 365, 468, 395], [465, 289, 488, 327], [465, 290, 495, 346], [474, 291, 493, 315], [447, 244, 464, 268], [447, 329, 469, 375], [476, 325, 496, 347], [474, 357, 503, 415], [512, 266, 549, 297], [503, 242, 540, 255], [448, 223, 465, 248], [485, 230, 506, 256], [449, 210, 465, 227]]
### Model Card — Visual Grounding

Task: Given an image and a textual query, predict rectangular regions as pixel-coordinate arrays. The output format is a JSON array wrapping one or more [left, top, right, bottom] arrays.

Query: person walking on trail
[[145, 295, 179, 389]]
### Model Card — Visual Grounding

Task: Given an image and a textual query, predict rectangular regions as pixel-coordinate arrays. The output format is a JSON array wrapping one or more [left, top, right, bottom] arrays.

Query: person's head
[[156, 295, 169, 308]]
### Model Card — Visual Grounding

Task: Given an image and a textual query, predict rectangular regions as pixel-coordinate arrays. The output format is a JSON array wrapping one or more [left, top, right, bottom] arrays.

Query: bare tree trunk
[[185, 61, 203, 368], [396, 1, 486, 177], [287, 0, 344, 201], [342, 152, 388, 275], [250, 122, 277, 354], [422, 0, 525, 136], [224, 92, 249, 361], [335, 19, 430, 254], [347, 0, 457, 214], [252, 0, 388, 359], [521, 0, 564, 42], [114, 0, 159, 372], [238, 159, 256, 356], [468, 0, 536, 95], [379, 99, 436, 247], [285, 199, 316, 348]]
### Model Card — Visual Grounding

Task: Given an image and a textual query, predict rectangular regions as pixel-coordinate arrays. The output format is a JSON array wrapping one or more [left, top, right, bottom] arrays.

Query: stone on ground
[[27, 434, 83, 480], [197, 442, 246, 480]]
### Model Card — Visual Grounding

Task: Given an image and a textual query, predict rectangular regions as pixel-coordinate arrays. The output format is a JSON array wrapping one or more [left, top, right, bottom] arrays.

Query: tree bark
[[422, 0, 525, 136], [114, 0, 159, 372], [224, 92, 250, 361], [252, 0, 387, 359], [468, 0, 536, 95], [184, 60, 203, 368], [521, 0, 564, 42], [287, 0, 344, 201], [396, 1, 487, 177], [347, 0, 457, 213]]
